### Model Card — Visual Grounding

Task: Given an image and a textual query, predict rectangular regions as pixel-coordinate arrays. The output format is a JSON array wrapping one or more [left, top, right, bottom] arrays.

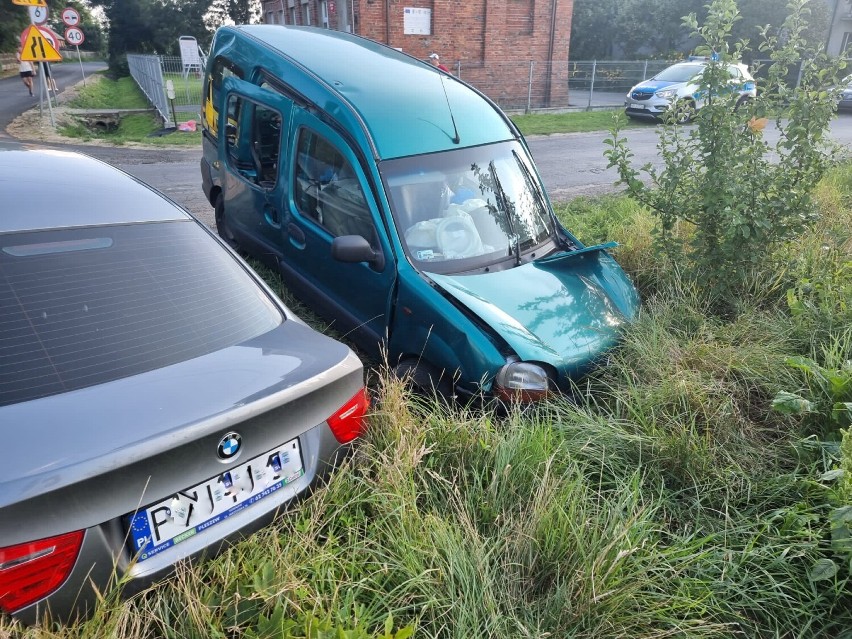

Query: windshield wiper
[[488, 161, 522, 267]]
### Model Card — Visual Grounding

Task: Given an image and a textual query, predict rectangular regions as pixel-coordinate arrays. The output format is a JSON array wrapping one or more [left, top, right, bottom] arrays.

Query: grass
[[4, 163, 850, 637], [55, 73, 643, 146], [66, 74, 149, 110], [511, 109, 647, 135], [60, 73, 202, 146]]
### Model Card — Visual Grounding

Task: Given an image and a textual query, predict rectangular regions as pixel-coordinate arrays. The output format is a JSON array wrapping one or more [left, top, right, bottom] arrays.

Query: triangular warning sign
[[20, 25, 62, 62]]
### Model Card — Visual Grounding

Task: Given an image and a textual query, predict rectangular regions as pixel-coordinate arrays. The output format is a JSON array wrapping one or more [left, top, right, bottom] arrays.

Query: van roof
[[223, 25, 518, 160]]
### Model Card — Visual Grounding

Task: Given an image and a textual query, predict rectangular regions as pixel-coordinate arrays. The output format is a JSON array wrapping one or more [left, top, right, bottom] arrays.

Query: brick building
[[258, 0, 574, 110]]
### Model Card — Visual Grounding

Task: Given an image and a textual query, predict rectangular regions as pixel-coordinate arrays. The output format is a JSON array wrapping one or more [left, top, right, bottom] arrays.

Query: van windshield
[[381, 141, 554, 274]]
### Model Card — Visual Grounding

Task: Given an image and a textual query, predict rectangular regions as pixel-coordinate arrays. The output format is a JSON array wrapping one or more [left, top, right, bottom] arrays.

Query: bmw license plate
[[125, 438, 303, 562]]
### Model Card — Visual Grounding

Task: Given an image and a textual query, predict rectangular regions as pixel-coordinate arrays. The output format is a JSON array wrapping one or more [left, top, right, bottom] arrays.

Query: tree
[[226, 0, 254, 25], [47, 1, 107, 55], [570, 0, 835, 60], [604, 0, 847, 304], [1, 3, 32, 52], [94, 0, 213, 72]]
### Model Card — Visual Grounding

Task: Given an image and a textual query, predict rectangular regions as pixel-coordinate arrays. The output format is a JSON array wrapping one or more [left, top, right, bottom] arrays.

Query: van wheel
[[672, 99, 696, 124], [393, 359, 452, 399], [215, 194, 240, 252]]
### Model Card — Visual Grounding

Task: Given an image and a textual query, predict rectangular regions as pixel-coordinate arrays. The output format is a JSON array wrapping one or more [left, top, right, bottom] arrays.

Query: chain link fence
[[126, 55, 847, 125], [127, 54, 629, 122], [127, 54, 204, 127]]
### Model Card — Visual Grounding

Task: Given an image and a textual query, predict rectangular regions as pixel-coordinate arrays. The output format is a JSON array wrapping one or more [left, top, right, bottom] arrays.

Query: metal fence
[[127, 54, 205, 127], [563, 60, 678, 110], [125, 55, 849, 123], [126, 55, 632, 120]]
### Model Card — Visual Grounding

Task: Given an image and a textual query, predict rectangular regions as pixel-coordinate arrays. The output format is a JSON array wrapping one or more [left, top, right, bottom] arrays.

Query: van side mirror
[[331, 235, 385, 271]]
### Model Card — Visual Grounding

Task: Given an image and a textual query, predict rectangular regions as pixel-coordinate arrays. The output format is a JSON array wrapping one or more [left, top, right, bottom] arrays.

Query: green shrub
[[605, 0, 847, 306]]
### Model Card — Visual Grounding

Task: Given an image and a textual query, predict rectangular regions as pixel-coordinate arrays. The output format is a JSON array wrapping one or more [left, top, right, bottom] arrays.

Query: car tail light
[[0, 530, 84, 614], [494, 361, 550, 403], [327, 388, 370, 443]]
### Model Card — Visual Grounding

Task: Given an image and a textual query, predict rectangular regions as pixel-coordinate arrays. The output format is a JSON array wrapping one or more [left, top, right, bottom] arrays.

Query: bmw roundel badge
[[217, 432, 242, 460]]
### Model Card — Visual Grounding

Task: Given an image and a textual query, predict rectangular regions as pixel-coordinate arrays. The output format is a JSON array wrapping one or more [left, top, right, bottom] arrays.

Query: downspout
[[826, 0, 841, 54], [386, 0, 391, 44], [544, 0, 557, 107]]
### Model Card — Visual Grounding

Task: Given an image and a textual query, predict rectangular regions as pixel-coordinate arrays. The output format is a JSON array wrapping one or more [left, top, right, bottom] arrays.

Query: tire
[[734, 95, 753, 112], [393, 359, 453, 399], [214, 193, 240, 252], [671, 99, 696, 125]]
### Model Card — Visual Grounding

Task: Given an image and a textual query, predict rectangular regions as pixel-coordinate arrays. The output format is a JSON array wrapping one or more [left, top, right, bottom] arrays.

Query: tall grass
[[3, 166, 851, 638]]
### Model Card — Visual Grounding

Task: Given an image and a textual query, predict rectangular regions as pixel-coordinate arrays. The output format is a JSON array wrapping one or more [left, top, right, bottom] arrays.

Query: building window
[[842, 32, 852, 55], [290, 6, 297, 24], [266, 11, 274, 23], [278, 9, 284, 23], [303, 0, 312, 25]]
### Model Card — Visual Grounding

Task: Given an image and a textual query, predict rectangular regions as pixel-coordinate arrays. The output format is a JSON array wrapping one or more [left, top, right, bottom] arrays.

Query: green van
[[201, 25, 639, 403]]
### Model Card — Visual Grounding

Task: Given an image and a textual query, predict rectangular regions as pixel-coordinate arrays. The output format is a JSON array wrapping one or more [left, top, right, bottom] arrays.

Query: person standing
[[43, 62, 59, 94], [429, 53, 450, 73], [16, 47, 34, 97]]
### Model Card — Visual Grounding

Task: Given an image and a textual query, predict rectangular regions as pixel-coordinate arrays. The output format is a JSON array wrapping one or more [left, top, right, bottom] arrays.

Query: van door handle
[[287, 223, 306, 248], [264, 205, 281, 228]]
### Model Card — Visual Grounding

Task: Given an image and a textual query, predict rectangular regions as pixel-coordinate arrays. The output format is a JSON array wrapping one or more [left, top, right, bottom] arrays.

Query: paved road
[[0, 60, 107, 136], [3, 76, 852, 228]]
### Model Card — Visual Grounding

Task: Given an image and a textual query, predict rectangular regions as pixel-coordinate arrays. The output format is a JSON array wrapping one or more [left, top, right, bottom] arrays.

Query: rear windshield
[[0, 221, 282, 407]]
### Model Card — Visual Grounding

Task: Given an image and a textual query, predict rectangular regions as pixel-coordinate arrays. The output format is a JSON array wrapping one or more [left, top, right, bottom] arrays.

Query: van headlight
[[494, 360, 550, 402], [655, 88, 678, 99]]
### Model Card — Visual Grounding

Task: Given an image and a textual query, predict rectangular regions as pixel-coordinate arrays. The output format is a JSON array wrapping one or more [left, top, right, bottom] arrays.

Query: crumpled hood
[[427, 244, 639, 378]]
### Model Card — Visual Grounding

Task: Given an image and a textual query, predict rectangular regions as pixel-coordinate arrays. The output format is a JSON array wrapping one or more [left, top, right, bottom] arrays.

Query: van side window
[[293, 129, 375, 241], [225, 95, 282, 188]]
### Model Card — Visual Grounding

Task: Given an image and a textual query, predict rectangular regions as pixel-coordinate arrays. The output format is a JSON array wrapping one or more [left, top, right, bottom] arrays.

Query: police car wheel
[[735, 95, 753, 111], [672, 99, 696, 125]]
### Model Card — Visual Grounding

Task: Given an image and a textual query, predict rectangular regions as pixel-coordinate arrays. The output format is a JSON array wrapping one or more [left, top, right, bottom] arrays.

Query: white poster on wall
[[403, 7, 431, 35]]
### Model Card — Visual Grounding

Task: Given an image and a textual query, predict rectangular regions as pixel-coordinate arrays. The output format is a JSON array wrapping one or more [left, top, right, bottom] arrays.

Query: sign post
[[62, 8, 86, 86], [20, 24, 61, 126]]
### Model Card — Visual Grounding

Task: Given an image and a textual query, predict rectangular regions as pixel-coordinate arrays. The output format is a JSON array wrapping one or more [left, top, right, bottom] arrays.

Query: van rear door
[[219, 78, 293, 265]]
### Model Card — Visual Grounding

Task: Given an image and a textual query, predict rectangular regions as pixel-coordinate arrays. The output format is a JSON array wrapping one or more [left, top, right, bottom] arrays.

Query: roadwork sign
[[20, 25, 62, 62], [12, 0, 47, 6]]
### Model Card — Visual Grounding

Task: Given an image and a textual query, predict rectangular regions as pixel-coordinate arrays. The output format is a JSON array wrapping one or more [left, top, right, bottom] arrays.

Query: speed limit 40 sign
[[65, 26, 84, 46]]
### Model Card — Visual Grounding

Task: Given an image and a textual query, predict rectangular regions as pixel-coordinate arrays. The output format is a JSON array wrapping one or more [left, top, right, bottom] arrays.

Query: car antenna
[[439, 73, 461, 145]]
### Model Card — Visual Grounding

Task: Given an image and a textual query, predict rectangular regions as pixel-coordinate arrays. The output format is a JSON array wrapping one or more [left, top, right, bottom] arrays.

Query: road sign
[[21, 24, 60, 48], [28, 5, 48, 24], [64, 26, 84, 46], [12, 0, 47, 6], [61, 7, 80, 26], [19, 25, 62, 62]]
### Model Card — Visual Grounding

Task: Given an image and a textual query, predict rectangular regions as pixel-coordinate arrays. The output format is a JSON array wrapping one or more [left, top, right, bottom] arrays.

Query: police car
[[838, 76, 852, 112], [624, 58, 756, 123]]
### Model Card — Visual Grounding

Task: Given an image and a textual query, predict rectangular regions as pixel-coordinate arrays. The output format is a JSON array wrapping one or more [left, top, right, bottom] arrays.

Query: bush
[[605, 0, 848, 307]]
